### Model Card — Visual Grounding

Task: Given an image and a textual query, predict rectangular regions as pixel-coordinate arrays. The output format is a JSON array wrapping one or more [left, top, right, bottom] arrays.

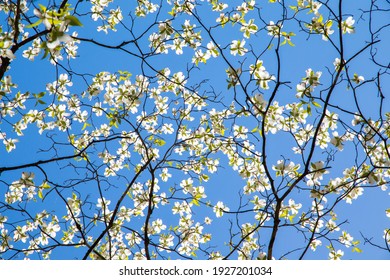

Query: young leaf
[[352, 247, 362, 253], [312, 101, 322, 108], [26, 19, 43, 28], [191, 199, 200, 206], [38, 189, 43, 199], [65, 15, 83, 26], [42, 182, 51, 189]]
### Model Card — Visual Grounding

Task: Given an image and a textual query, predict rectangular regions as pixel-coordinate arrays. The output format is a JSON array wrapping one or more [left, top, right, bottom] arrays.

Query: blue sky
[[1, 0, 389, 260]]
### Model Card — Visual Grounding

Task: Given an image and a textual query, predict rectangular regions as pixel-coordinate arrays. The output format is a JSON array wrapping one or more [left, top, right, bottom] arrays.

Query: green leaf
[[312, 101, 322, 108], [65, 15, 83, 26], [118, 70, 132, 81], [168, 8, 176, 16], [288, 215, 295, 223], [38, 189, 43, 199], [38, 4, 47, 12], [154, 138, 166, 146], [287, 40, 295, 47], [307, 104, 312, 115], [36, 91, 46, 98], [41, 45, 50, 60], [200, 174, 209, 182], [352, 247, 362, 253], [82, 122, 90, 131], [325, 20, 333, 29], [191, 199, 200, 206], [352, 240, 360, 246], [26, 19, 43, 28]]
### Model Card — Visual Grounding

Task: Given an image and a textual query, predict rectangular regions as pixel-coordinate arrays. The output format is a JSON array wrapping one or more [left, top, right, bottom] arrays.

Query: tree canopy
[[0, 0, 389, 260]]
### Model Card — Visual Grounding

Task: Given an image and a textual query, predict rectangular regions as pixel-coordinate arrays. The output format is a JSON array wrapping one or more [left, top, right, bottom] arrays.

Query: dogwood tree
[[0, 0, 389, 260]]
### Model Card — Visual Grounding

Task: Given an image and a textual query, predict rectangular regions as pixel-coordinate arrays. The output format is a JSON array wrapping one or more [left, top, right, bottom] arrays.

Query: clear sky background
[[1, 0, 389, 260]]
